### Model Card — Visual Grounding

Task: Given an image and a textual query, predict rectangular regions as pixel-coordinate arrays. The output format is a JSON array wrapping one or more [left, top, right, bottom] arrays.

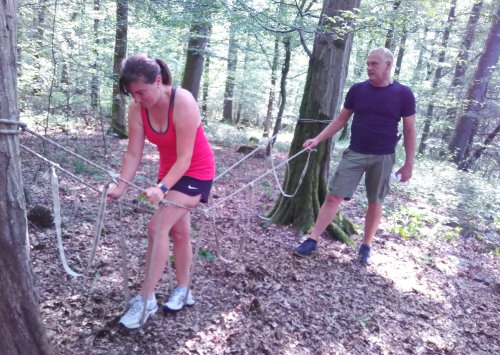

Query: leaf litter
[[20, 129, 499, 354]]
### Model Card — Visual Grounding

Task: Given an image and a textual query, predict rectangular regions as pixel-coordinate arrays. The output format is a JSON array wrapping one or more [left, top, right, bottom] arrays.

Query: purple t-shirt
[[344, 80, 416, 155]]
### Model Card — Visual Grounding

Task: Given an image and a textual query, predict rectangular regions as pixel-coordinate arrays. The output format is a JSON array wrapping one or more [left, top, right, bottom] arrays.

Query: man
[[294, 47, 416, 264]]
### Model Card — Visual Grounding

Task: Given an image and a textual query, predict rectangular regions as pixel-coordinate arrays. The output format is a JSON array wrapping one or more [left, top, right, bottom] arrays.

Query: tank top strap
[[168, 87, 176, 125]]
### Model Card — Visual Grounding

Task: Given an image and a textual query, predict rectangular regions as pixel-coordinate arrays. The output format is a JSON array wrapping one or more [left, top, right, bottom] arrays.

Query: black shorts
[[158, 176, 213, 203]]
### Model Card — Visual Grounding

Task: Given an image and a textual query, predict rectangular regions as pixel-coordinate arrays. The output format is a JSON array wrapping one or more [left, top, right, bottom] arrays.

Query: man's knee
[[324, 194, 344, 205]]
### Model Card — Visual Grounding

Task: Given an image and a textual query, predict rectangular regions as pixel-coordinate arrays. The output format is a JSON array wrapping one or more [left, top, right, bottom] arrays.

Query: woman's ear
[[156, 75, 162, 86]]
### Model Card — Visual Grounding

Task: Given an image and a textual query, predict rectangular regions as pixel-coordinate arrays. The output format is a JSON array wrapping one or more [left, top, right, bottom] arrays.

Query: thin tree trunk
[[182, 20, 211, 101], [269, 0, 360, 242], [263, 37, 280, 137], [0, 1, 52, 353], [462, 122, 500, 171], [222, 21, 238, 123], [237, 38, 251, 126], [384, 0, 402, 51], [441, 1, 484, 149], [266, 36, 291, 156], [109, 0, 128, 138], [449, 3, 500, 167], [411, 26, 428, 85], [90, 0, 100, 113], [32, 0, 48, 95], [201, 44, 210, 121], [418, 0, 457, 154], [393, 26, 407, 79]]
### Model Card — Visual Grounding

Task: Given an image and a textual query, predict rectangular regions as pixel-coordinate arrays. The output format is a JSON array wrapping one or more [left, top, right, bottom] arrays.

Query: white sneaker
[[119, 295, 158, 329], [163, 286, 195, 311]]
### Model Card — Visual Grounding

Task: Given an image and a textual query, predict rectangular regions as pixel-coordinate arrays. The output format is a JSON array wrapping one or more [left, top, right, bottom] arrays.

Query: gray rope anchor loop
[[0, 119, 27, 134]]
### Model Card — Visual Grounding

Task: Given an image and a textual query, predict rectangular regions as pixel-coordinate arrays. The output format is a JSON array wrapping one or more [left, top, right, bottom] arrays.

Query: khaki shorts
[[329, 149, 395, 204]]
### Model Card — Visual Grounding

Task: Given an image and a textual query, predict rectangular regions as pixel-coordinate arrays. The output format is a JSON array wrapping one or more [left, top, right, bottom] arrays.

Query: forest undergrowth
[[20, 121, 499, 354]]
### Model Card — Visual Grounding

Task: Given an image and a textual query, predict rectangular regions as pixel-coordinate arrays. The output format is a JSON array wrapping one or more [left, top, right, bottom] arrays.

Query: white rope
[[213, 183, 255, 263], [83, 180, 112, 275], [117, 201, 131, 309], [214, 124, 293, 182], [50, 165, 82, 277], [204, 147, 312, 213], [270, 147, 313, 198]]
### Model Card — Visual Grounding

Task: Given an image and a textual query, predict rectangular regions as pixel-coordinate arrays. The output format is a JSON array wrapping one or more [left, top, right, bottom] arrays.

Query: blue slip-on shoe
[[359, 244, 371, 265], [293, 238, 318, 257]]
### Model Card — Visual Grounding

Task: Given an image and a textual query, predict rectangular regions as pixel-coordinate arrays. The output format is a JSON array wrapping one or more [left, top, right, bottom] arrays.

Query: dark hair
[[118, 54, 172, 95]]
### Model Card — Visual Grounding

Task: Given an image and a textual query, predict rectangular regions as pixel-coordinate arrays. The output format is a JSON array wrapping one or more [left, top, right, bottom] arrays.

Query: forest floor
[[21, 124, 499, 355]]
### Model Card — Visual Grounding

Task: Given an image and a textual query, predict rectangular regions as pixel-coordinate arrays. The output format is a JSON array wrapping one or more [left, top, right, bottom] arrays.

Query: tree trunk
[[393, 26, 407, 80], [411, 26, 428, 85], [441, 1, 483, 149], [90, 0, 101, 113], [263, 37, 280, 138], [461, 122, 500, 171], [0, 1, 52, 353], [418, 0, 457, 155], [201, 44, 210, 121], [222, 21, 238, 123], [236, 38, 252, 126], [109, 0, 128, 138], [269, 0, 360, 243], [384, 0, 402, 51], [266, 36, 291, 157], [32, 0, 48, 95], [449, 3, 500, 167], [182, 19, 211, 101]]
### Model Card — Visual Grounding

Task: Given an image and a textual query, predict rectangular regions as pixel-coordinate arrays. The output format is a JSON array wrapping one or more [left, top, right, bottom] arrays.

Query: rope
[[0, 129, 21, 134], [117, 201, 131, 309], [213, 183, 255, 263], [0, 119, 27, 127], [204, 147, 311, 213], [50, 165, 82, 277], [270, 148, 313, 198], [22, 126, 192, 211], [214, 124, 293, 182], [83, 180, 112, 275], [184, 210, 205, 305], [140, 205, 165, 327], [21, 143, 154, 214], [297, 118, 332, 123]]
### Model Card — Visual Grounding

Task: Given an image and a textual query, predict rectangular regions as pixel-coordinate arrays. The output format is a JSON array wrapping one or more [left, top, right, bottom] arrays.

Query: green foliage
[[389, 206, 428, 239]]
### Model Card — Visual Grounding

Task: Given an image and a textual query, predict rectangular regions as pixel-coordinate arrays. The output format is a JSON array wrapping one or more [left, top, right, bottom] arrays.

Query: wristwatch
[[157, 183, 169, 194]]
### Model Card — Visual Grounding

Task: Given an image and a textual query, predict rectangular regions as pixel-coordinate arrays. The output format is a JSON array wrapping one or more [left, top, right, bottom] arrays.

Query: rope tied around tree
[[0, 119, 27, 134]]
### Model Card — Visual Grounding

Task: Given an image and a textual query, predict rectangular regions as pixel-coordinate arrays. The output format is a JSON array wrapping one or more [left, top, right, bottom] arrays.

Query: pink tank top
[[141, 88, 215, 181]]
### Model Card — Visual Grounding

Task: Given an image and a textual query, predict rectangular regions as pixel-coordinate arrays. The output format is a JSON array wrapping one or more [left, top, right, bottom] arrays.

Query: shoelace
[[169, 288, 186, 304], [127, 298, 153, 315]]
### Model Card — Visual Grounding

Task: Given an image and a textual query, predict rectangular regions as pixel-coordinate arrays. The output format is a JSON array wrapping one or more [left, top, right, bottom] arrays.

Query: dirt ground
[[21, 129, 499, 354]]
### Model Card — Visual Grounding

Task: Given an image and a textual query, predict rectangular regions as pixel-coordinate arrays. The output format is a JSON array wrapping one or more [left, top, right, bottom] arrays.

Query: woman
[[107, 54, 215, 329]]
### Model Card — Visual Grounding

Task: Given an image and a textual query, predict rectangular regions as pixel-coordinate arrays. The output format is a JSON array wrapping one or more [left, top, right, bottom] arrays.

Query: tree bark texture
[[418, 0, 457, 154], [109, 0, 128, 138], [182, 20, 211, 101], [270, 0, 360, 243], [441, 1, 484, 147], [449, 3, 500, 167], [222, 22, 238, 123], [0, 1, 52, 353], [263, 37, 280, 138]]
